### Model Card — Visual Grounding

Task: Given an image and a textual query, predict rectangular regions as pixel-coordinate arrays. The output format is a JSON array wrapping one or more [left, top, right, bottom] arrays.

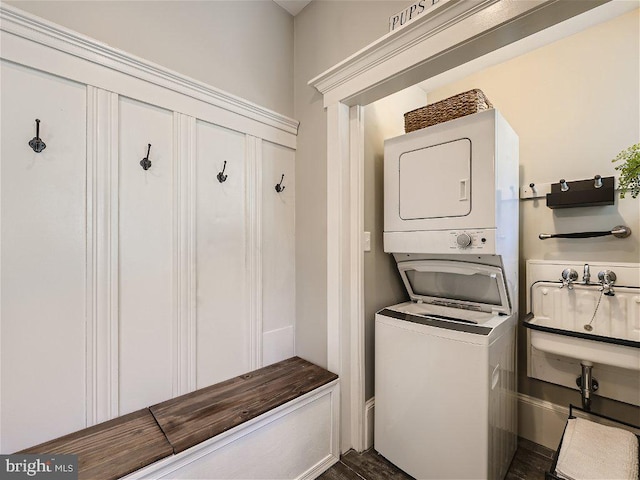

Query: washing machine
[[375, 256, 517, 480], [375, 109, 519, 479]]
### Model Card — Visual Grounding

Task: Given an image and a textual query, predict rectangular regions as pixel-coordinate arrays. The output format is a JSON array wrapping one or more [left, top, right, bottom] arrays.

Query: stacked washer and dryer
[[375, 109, 519, 480]]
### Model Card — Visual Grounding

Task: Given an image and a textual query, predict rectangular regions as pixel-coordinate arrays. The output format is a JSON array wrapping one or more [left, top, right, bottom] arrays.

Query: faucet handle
[[597, 270, 616, 284], [560, 268, 579, 289], [597, 270, 617, 296]]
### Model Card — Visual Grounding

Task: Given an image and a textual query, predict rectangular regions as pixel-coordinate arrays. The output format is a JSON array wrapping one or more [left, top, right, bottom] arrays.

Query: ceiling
[[273, 0, 312, 16]]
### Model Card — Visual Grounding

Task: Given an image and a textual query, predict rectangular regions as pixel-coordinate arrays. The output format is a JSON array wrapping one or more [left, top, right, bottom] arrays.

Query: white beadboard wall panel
[[262, 140, 296, 337], [195, 120, 251, 389], [0, 60, 87, 452], [118, 97, 174, 414]]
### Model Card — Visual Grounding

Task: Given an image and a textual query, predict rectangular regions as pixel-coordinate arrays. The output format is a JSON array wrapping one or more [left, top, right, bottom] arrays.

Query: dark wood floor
[[318, 437, 555, 480]]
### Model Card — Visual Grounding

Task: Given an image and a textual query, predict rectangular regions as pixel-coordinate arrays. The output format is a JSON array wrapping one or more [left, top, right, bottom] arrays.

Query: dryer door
[[399, 138, 470, 220], [384, 109, 508, 234]]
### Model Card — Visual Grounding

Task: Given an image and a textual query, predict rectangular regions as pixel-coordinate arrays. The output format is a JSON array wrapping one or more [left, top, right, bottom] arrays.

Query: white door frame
[[309, 0, 632, 453]]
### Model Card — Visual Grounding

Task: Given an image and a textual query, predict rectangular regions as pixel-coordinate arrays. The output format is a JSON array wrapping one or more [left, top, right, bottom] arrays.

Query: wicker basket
[[404, 89, 493, 133]]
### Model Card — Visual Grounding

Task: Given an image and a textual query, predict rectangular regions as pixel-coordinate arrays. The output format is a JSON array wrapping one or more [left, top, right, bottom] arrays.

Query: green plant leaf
[[612, 143, 640, 198]]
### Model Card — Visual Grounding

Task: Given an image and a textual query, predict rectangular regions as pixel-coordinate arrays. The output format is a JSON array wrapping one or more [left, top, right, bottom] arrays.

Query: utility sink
[[524, 282, 640, 371]]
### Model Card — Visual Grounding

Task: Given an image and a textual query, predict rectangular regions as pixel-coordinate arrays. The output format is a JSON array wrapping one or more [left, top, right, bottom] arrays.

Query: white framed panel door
[[118, 97, 174, 414], [0, 60, 87, 452], [195, 120, 250, 388]]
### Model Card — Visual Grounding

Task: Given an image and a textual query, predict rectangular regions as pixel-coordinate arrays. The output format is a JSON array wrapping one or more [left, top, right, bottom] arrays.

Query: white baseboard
[[517, 393, 568, 450], [298, 453, 339, 480], [364, 397, 375, 450]]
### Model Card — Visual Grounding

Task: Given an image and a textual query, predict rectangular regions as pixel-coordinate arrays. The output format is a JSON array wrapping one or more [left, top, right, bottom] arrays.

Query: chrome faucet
[[598, 270, 617, 296], [582, 264, 591, 284], [560, 268, 579, 289]]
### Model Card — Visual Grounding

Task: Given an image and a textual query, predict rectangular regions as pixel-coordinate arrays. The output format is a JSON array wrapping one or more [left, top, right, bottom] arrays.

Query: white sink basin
[[525, 283, 640, 371], [527, 316, 640, 371]]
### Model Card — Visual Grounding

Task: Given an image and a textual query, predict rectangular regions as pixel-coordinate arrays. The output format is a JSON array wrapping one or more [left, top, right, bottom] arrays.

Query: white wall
[[294, 0, 408, 369], [426, 9, 639, 423], [4, 0, 294, 117], [363, 88, 426, 399]]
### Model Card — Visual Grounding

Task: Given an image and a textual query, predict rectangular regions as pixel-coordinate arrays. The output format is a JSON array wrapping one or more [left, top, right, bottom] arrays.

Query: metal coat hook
[[559, 179, 569, 192], [28, 119, 46, 153], [594, 175, 603, 189], [140, 144, 152, 171], [275, 174, 285, 193], [217, 161, 228, 183]]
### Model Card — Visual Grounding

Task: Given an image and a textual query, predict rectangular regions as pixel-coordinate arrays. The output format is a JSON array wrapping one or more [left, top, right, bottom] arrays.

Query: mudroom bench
[[20, 357, 339, 480]]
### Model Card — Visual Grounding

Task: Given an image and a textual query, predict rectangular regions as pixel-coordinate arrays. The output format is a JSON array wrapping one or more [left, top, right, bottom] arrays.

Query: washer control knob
[[456, 233, 472, 248]]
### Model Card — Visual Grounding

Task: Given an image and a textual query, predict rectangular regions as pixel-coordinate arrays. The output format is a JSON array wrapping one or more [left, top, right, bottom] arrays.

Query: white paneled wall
[[0, 60, 88, 453], [0, 5, 298, 453], [262, 141, 296, 366], [196, 121, 250, 389], [118, 98, 175, 414]]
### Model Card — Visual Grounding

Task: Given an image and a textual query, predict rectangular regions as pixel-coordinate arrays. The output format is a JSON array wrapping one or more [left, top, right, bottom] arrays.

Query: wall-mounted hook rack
[[520, 176, 622, 200], [140, 143, 152, 171], [217, 161, 228, 183], [539, 225, 631, 240], [545, 175, 615, 208], [28, 118, 46, 153], [275, 174, 285, 193]]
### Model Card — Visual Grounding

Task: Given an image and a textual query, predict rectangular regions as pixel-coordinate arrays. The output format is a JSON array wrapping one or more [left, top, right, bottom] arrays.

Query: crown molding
[[308, 0, 492, 92], [0, 4, 299, 136], [308, 0, 616, 108]]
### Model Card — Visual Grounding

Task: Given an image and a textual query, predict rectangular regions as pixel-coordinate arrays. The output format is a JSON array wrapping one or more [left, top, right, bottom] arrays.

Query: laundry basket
[[545, 405, 640, 480], [404, 89, 493, 133]]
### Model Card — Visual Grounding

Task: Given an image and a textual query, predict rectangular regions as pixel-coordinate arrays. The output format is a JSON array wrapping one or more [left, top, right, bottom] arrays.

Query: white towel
[[555, 417, 639, 480]]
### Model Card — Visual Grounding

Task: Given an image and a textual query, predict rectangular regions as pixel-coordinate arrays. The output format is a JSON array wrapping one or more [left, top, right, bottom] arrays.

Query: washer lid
[[397, 259, 511, 315]]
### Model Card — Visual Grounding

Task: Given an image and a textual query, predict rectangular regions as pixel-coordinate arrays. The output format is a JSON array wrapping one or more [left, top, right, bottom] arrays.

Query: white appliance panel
[[375, 311, 517, 480], [399, 138, 471, 220], [384, 228, 496, 254]]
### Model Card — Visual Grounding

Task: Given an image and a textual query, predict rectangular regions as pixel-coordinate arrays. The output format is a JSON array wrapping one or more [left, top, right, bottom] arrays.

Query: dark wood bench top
[[19, 409, 173, 480], [17, 357, 338, 477], [150, 356, 338, 453]]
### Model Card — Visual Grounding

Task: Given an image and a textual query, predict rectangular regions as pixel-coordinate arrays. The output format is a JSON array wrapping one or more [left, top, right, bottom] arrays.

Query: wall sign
[[389, 0, 440, 32]]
